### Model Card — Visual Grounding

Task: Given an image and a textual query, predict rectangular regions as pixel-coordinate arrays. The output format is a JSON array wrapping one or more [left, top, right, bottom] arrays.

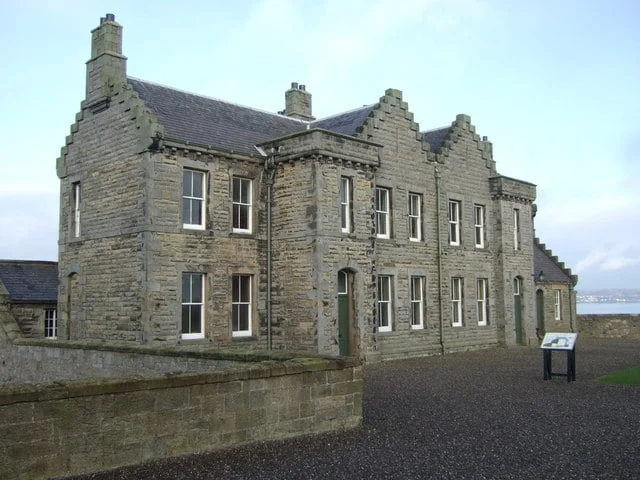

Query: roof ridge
[[421, 125, 450, 134], [312, 104, 376, 123], [127, 76, 308, 125]]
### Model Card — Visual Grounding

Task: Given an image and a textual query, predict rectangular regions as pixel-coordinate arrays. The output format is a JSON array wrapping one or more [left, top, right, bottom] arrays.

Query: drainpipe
[[569, 283, 575, 333], [265, 152, 276, 352], [434, 164, 445, 355]]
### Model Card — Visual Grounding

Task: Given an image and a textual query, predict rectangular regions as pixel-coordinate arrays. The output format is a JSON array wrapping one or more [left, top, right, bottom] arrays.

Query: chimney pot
[[291, 82, 298, 89], [482, 136, 488, 142], [300, 85, 306, 91], [105, 13, 115, 22]]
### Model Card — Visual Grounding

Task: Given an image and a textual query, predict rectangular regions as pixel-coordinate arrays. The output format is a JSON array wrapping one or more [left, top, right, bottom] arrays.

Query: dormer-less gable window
[[232, 177, 252, 233], [375, 187, 390, 239], [72, 182, 81, 238], [183, 169, 205, 230], [448, 200, 460, 246]]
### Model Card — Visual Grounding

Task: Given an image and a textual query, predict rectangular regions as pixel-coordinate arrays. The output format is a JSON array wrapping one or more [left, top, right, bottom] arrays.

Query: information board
[[540, 332, 577, 350]]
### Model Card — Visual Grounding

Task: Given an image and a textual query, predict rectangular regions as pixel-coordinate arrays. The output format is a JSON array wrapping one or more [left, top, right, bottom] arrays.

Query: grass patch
[[597, 365, 640, 385]]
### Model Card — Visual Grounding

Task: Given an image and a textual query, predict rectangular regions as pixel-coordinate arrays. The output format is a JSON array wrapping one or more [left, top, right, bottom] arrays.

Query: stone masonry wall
[[9, 303, 57, 338], [577, 314, 640, 339], [535, 283, 575, 334], [57, 81, 153, 342], [0, 355, 362, 479]]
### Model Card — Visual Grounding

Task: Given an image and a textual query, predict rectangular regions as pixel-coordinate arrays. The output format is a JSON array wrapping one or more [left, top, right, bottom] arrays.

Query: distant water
[[578, 302, 640, 315]]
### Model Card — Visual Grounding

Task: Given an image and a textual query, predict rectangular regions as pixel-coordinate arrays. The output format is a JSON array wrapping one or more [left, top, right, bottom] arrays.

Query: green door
[[536, 289, 545, 336], [514, 277, 523, 345], [338, 270, 350, 356]]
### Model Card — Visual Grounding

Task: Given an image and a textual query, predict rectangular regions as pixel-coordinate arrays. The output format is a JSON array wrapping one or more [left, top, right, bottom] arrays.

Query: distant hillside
[[577, 288, 640, 303]]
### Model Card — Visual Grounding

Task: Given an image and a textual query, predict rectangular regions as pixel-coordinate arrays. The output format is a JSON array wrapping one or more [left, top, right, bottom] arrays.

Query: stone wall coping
[[0, 350, 359, 406]]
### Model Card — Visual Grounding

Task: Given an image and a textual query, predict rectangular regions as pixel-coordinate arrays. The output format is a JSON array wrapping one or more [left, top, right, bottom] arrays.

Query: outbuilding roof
[[0, 260, 58, 303], [533, 240, 577, 286]]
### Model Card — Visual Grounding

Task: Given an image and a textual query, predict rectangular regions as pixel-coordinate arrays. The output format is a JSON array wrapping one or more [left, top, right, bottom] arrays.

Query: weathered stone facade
[[55, 15, 575, 361]]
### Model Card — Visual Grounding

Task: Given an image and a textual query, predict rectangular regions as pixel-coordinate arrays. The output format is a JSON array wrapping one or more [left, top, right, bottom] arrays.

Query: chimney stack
[[284, 82, 314, 121], [86, 13, 127, 102]]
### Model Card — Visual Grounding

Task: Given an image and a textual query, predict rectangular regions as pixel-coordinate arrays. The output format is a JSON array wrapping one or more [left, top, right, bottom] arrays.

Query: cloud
[[574, 245, 640, 275]]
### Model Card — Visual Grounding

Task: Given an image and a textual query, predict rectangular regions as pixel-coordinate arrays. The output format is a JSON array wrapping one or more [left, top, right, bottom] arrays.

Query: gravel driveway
[[64, 338, 640, 479]]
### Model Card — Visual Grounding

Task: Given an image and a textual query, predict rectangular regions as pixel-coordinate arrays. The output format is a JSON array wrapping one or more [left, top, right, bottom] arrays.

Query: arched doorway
[[536, 289, 545, 337], [337, 269, 356, 356], [513, 277, 523, 345]]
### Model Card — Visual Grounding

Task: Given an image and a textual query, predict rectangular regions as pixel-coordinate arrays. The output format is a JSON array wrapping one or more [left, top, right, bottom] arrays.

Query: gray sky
[[1, 0, 639, 291]]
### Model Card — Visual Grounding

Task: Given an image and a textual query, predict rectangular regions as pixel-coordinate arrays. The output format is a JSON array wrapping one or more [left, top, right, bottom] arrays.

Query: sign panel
[[540, 332, 577, 350]]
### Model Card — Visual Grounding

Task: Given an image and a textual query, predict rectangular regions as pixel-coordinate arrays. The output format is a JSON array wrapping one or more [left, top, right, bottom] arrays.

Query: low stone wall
[[577, 314, 640, 339], [0, 354, 362, 479]]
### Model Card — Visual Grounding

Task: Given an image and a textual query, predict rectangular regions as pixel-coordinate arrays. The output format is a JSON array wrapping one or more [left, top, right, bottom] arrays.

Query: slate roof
[[311, 105, 376, 136], [128, 78, 382, 155], [422, 127, 451, 153], [533, 242, 576, 285], [128, 78, 307, 156], [0, 261, 58, 303]]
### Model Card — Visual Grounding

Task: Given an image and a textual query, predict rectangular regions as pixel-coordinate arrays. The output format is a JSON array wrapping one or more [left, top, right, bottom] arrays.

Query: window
[[474, 205, 485, 248], [72, 182, 81, 238], [377, 275, 393, 332], [513, 209, 520, 250], [408, 193, 422, 241], [44, 308, 57, 339], [181, 273, 204, 339], [554, 290, 562, 320], [476, 279, 488, 326], [448, 200, 460, 246], [451, 277, 463, 327], [183, 169, 205, 229], [340, 177, 352, 233], [375, 187, 390, 239], [410, 276, 425, 329], [232, 275, 252, 337], [232, 177, 252, 233]]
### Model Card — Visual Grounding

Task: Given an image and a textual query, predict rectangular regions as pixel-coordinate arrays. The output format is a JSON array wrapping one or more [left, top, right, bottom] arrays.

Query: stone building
[[533, 238, 578, 337], [55, 14, 575, 360], [0, 260, 58, 338]]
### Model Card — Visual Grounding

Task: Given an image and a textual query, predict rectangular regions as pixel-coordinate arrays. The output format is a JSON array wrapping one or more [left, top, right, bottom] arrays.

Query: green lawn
[[597, 365, 640, 385]]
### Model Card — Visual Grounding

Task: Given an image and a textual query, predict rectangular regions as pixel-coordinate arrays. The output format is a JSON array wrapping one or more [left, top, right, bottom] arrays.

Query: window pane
[[191, 275, 203, 303], [240, 276, 250, 302], [183, 171, 191, 197], [190, 305, 202, 333], [233, 177, 241, 202], [192, 172, 203, 198], [183, 200, 191, 226], [182, 305, 191, 333], [182, 274, 191, 302]]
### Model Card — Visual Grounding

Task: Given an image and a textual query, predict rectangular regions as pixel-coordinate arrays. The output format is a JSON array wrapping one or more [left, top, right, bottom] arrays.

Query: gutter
[[434, 164, 445, 355]]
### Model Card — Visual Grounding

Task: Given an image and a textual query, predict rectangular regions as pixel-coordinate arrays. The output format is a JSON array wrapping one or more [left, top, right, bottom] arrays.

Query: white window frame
[[377, 275, 393, 332], [410, 276, 425, 329], [375, 187, 390, 239], [232, 177, 252, 233], [340, 177, 352, 233], [183, 169, 206, 230], [232, 275, 252, 337], [408, 193, 422, 242], [44, 308, 57, 339], [72, 182, 81, 238], [476, 278, 488, 326], [448, 200, 460, 246], [554, 289, 562, 321], [451, 277, 463, 327], [513, 208, 520, 250], [474, 204, 485, 248], [181, 273, 205, 339]]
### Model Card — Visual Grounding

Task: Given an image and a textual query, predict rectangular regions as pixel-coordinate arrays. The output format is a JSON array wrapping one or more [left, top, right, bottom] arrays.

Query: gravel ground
[[63, 338, 640, 480]]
